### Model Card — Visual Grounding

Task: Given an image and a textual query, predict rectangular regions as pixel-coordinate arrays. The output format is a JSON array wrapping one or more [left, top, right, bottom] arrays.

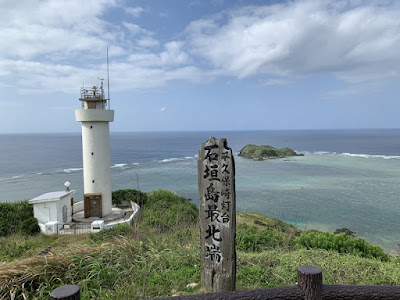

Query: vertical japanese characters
[[198, 137, 236, 293]]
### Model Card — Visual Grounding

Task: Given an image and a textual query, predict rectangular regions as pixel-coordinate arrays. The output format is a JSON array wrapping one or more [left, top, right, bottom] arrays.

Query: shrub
[[236, 224, 295, 252], [140, 189, 198, 232], [19, 217, 40, 235], [295, 230, 390, 261], [0, 201, 34, 236], [112, 189, 148, 206]]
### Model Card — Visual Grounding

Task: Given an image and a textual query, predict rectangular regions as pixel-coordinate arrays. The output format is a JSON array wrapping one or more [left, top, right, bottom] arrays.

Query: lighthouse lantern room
[[75, 80, 114, 218]]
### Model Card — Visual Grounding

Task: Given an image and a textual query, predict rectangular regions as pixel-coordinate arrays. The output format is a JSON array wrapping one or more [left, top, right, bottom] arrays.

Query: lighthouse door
[[84, 193, 102, 218]]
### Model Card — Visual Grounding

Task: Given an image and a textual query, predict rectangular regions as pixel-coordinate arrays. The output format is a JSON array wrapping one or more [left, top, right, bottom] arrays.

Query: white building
[[75, 81, 114, 218], [29, 77, 141, 235], [28, 190, 75, 234]]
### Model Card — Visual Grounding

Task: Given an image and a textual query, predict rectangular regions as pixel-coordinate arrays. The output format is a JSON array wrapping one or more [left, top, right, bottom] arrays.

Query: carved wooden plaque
[[198, 137, 236, 292]]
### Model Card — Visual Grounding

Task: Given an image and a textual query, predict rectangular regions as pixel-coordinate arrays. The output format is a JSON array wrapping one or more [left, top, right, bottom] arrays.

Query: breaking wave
[[112, 163, 128, 168], [158, 156, 197, 163], [299, 151, 400, 160], [63, 168, 83, 173], [341, 153, 400, 160]]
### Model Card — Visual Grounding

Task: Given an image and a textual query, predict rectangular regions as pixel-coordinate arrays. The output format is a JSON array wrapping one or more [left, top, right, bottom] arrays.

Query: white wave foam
[[305, 151, 400, 160], [341, 153, 400, 160], [160, 158, 181, 163], [158, 156, 196, 163], [0, 174, 25, 182], [63, 168, 83, 173], [295, 150, 400, 160], [297, 151, 310, 155], [112, 163, 127, 168], [132, 163, 139, 165], [314, 151, 331, 155]]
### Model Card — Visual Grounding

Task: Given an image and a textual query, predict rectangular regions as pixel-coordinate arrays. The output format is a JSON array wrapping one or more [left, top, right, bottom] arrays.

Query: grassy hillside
[[238, 144, 301, 160], [1, 190, 400, 299]]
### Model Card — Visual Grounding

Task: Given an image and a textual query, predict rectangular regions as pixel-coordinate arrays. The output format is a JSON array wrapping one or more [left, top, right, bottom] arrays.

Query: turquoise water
[[110, 152, 400, 252], [1, 130, 400, 252], [235, 154, 400, 253]]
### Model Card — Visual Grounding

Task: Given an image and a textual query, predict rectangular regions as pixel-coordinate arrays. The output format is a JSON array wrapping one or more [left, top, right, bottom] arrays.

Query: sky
[[0, 0, 399, 133]]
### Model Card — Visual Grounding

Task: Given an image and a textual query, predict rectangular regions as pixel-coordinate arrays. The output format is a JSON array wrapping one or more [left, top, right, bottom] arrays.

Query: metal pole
[[107, 46, 110, 109]]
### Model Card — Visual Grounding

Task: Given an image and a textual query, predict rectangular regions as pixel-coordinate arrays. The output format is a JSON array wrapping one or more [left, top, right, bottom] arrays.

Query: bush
[[112, 189, 148, 206], [0, 201, 34, 236], [140, 189, 198, 232], [19, 217, 40, 235], [295, 230, 390, 261], [236, 224, 295, 252]]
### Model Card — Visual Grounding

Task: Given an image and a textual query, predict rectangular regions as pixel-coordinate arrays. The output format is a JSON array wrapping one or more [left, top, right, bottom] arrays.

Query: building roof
[[29, 190, 75, 204]]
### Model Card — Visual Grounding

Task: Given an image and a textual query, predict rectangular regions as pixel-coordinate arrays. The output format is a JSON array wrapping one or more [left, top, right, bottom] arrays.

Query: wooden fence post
[[50, 285, 80, 300], [297, 265, 322, 300]]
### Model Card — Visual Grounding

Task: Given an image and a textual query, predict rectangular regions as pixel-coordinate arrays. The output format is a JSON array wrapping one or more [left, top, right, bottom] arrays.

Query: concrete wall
[[103, 202, 141, 229], [75, 109, 114, 122], [55, 195, 73, 223], [33, 194, 73, 225], [33, 202, 56, 224], [76, 109, 114, 217], [73, 201, 84, 214], [81, 121, 112, 216]]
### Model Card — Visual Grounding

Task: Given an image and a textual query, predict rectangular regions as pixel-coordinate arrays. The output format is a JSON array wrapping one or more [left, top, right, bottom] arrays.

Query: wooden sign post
[[198, 137, 236, 293]]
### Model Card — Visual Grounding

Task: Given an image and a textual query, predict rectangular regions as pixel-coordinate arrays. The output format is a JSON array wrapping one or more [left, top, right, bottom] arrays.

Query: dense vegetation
[[296, 230, 390, 261], [0, 200, 39, 236], [112, 189, 148, 206], [238, 144, 301, 160], [1, 189, 400, 300]]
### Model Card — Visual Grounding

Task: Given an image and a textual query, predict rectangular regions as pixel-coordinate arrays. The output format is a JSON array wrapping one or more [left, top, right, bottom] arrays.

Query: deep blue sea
[[1, 129, 400, 253]]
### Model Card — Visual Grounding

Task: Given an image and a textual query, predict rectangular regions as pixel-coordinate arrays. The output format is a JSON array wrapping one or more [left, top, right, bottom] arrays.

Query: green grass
[[1, 189, 400, 299]]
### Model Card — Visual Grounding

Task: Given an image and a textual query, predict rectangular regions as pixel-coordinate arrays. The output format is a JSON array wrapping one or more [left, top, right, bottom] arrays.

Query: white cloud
[[0, 0, 116, 60], [262, 78, 292, 86], [124, 6, 145, 18], [109, 64, 209, 91], [122, 22, 159, 48], [160, 42, 190, 65], [160, 106, 167, 112], [125, 41, 189, 67], [138, 37, 160, 48], [1, 0, 400, 95], [186, 1, 400, 83], [123, 22, 152, 36]]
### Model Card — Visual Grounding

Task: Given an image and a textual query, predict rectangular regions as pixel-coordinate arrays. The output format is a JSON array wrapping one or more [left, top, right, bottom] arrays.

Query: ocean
[[1, 129, 399, 253]]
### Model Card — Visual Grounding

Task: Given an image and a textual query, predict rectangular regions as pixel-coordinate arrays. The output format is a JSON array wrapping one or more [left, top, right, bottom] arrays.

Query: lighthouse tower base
[[72, 207, 124, 223]]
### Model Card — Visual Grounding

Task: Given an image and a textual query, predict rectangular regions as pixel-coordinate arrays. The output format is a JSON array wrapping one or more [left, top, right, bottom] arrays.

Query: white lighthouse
[[75, 80, 114, 218]]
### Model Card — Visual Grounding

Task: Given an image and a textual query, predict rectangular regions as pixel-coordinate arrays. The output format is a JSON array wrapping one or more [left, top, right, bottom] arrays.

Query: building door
[[84, 193, 102, 218]]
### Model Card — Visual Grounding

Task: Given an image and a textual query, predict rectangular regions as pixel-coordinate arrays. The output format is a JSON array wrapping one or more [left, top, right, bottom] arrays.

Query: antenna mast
[[107, 46, 110, 109]]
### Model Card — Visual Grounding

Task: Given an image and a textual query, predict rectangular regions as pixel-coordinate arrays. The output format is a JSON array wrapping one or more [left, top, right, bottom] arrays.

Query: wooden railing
[[51, 265, 400, 300]]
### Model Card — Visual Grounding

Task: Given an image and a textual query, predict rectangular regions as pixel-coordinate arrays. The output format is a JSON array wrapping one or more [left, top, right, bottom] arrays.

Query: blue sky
[[0, 0, 399, 133]]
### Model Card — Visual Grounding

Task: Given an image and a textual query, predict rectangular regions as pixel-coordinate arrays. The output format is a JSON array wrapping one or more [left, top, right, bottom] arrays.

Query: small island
[[238, 144, 303, 160]]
